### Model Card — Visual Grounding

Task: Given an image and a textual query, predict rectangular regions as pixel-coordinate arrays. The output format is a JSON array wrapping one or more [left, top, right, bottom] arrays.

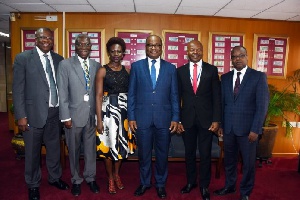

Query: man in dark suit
[[177, 40, 221, 200], [128, 35, 180, 199], [13, 27, 69, 200], [213, 46, 269, 200], [57, 34, 100, 196]]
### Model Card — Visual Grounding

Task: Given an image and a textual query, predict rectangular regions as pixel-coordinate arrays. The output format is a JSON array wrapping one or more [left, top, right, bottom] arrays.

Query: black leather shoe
[[88, 181, 100, 193], [200, 187, 210, 200], [134, 185, 151, 196], [181, 183, 197, 194], [71, 184, 81, 196], [240, 195, 249, 200], [48, 179, 69, 190], [156, 187, 167, 199], [213, 187, 236, 196], [28, 187, 40, 200]]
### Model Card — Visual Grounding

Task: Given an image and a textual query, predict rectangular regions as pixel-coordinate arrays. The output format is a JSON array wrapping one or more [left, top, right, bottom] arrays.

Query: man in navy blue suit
[[214, 46, 269, 200], [128, 35, 180, 199]]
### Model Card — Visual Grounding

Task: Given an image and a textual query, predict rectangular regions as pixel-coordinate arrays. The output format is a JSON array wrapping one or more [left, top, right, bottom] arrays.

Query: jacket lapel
[[227, 71, 235, 99], [32, 48, 48, 86], [181, 64, 193, 93], [72, 56, 86, 88], [88, 59, 97, 91], [142, 58, 153, 89], [155, 59, 166, 89], [50, 51, 60, 76], [197, 63, 208, 93], [235, 68, 251, 100]]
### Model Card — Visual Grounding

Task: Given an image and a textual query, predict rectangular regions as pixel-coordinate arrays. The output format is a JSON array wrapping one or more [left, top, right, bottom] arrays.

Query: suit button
[[153, 91, 156, 93]]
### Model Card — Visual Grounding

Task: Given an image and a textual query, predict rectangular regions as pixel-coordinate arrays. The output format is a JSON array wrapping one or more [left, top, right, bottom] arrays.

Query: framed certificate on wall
[[21, 28, 58, 52], [208, 32, 245, 75], [162, 30, 201, 68], [115, 29, 153, 69], [252, 34, 289, 79], [66, 29, 105, 64]]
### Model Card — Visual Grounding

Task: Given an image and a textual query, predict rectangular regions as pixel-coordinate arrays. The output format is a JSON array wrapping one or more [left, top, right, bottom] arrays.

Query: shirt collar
[[36, 46, 50, 57], [77, 55, 89, 65], [234, 66, 248, 75], [189, 59, 202, 68]]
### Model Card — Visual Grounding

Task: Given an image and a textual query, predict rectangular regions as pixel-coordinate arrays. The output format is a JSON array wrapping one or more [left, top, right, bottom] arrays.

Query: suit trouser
[[23, 107, 62, 188], [136, 125, 171, 188], [223, 132, 258, 196], [182, 120, 213, 188], [64, 115, 96, 184]]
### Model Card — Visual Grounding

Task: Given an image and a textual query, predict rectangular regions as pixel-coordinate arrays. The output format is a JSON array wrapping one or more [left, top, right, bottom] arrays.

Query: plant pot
[[256, 124, 278, 166]]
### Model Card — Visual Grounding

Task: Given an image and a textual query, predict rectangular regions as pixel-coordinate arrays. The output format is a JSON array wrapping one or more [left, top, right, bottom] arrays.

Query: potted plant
[[257, 70, 300, 166], [264, 70, 300, 137]]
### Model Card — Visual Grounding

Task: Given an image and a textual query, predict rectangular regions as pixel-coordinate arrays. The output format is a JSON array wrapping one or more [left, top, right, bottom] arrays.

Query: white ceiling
[[0, 0, 300, 42]]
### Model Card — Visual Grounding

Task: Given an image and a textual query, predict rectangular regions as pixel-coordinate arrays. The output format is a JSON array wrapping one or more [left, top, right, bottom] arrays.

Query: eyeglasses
[[231, 54, 246, 60], [146, 44, 162, 48], [36, 36, 53, 40], [75, 43, 92, 48]]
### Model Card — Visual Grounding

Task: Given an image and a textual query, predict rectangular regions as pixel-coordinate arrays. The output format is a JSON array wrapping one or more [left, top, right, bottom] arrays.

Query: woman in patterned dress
[[95, 37, 135, 194]]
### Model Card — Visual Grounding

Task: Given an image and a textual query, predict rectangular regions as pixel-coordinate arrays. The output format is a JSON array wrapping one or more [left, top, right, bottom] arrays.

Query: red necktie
[[193, 63, 198, 94]]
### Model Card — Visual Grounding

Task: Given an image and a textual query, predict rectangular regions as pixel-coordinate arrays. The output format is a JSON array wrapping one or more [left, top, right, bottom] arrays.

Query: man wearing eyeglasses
[[57, 34, 101, 196], [128, 35, 180, 199], [214, 46, 269, 200], [13, 27, 69, 200]]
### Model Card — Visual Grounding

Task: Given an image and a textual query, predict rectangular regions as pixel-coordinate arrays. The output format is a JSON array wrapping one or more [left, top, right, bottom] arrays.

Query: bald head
[[187, 40, 203, 63]]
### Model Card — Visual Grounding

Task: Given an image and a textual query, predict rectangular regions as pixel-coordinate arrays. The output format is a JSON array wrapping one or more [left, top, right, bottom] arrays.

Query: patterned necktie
[[193, 63, 198, 94], [233, 72, 242, 97], [151, 59, 156, 89], [44, 54, 58, 106], [83, 60, 90, 90]]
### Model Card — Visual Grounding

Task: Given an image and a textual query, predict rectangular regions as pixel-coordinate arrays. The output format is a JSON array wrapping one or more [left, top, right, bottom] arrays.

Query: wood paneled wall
[[10, 12, 300, 156]]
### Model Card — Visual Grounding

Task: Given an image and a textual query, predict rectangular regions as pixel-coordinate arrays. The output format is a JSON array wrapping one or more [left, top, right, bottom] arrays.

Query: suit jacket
[[177, 62, 221, 129], [128, 58, 180, 129], [57, 56, 100, 127], [13, 48, 64, 128], [221, 67, 269, 136]]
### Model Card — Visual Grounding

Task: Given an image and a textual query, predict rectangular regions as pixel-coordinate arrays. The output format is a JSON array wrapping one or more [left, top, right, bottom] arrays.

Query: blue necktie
[[151, 59, 156, 89], [44, 54, 58, 106]]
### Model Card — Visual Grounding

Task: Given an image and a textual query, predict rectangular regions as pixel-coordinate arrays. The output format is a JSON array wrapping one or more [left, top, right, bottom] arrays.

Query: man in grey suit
[[57, 34, 100, 196], [13, 27, 69, 200]]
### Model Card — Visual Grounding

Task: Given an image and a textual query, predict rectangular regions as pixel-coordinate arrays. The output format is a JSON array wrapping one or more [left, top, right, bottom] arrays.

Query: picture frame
[[208, 32, 245, 75], [252, 34, 289, 79], [21, 28, 58, 52], [162, 30, 201, 68], [115, 29, 153, 69], [66, 29, 105, 64]]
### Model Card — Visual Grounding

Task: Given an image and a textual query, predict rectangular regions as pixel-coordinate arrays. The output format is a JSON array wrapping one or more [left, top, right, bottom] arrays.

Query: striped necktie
[[83, 60, 90, 90]]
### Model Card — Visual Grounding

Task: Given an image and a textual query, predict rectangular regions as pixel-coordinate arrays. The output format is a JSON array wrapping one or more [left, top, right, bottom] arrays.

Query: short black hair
[[231, 46, 247, 55], [106, 37, 126, 53]]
